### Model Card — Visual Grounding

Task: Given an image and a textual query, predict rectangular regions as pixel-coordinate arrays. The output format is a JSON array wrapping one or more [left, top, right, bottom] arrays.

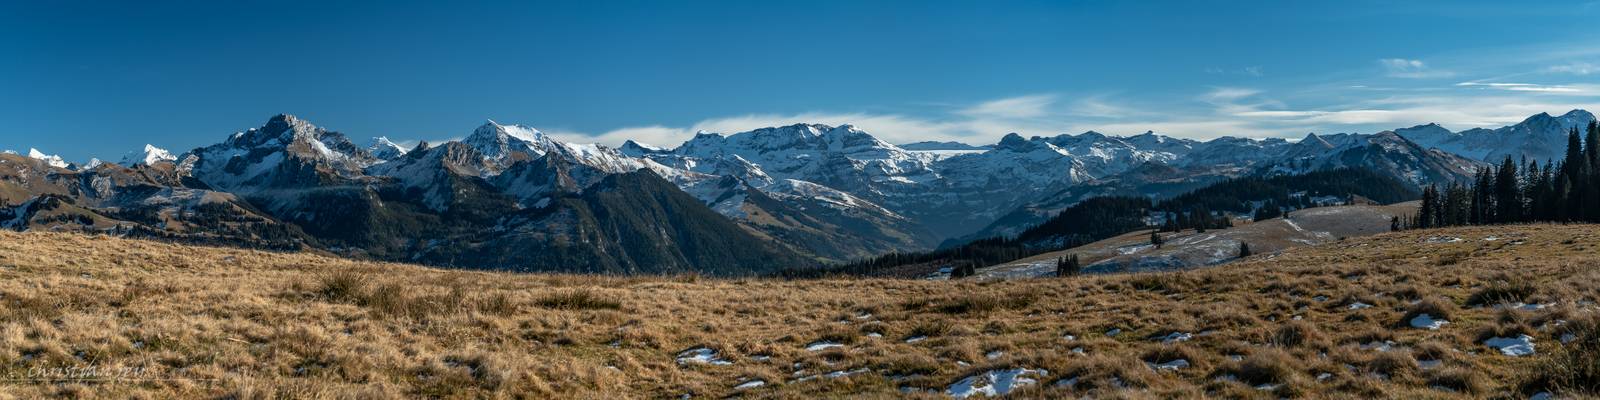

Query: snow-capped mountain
[[898, 141, 989, 151], [462, 120, 560, 164], [367, 137, 409, 160], [1397, 110, 1595, 163], [120, 144, 176, 167], [27, 148, 68, 169], [186, 114, 380, 194]]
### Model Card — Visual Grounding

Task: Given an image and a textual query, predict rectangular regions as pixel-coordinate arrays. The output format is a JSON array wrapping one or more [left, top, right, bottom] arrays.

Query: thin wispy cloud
[[1456, 82, 1583, 93], [958, 94, 1057, 119], [1379, 58, 1454, 78], [1204, 66, 1266, 77], [1545, 62, 1598, 75]]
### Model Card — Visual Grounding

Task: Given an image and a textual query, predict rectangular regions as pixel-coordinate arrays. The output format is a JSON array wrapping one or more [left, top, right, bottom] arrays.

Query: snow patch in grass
[[945, 368, 1048, 398], [1424, 236, 1463, 243], [1348, 302, 1374, 310], [805, 341, 844, 352], [905, 335, 928, 344], [734, 379, 765, 390], [825, 368, 870, 379], [1361, 341, 1396, 352], [1148, 359, 1190, 371], [1485, 335, 1536, 356], [1157, 332, 1193, 343], [1409, 313, 1450, 330], [676, 347, 732, 365]]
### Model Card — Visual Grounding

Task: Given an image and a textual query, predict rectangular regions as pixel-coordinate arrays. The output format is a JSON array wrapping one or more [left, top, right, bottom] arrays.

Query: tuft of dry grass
[[532, 288, 620, 310], [1467, 279, 1538, 307], [1524, 315, 1600, 397], [1212, 348, 1299, 386]]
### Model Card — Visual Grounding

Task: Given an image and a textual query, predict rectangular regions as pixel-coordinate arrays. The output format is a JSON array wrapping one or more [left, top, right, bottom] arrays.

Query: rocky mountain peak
[[120, 144, 176, 166], [994, 133, 1033, 151]]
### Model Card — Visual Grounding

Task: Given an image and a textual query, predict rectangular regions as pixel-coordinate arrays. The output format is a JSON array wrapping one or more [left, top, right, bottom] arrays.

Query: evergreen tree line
[[1156, 206, 1234, 233], [1407, 122, 1600, 228], [1154, 168, 1418, 232], [1156, 168, 1420, 220]]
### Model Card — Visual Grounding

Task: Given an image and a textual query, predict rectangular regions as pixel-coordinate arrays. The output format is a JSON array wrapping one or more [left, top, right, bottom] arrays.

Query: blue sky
[[4, 0, 1600, 162]]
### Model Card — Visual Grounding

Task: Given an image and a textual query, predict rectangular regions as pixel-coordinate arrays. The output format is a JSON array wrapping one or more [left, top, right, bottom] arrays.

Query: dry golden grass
[[0, 224, 1598, 398]]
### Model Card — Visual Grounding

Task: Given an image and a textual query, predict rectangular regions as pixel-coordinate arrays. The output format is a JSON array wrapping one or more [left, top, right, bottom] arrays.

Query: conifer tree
[[1056, 254, 1080, 277]]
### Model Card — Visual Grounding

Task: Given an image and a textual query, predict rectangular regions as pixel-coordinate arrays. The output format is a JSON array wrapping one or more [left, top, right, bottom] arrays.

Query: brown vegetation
[[0, 224, 1598, 398]]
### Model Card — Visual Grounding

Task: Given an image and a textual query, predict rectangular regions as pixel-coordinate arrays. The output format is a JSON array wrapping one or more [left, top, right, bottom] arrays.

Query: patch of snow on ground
[[734, 379, 765, 390], [805, 341, 844, 352], [905, 335, 928, 343], [1409, 314, 1449, 330], [825, 368, 870, 379], [1485, 335, 1536, 356], [1424, 236, 1464, 243], [1116, 243, 1155, 255], [1158, 332, 1193, 343], [1348, 302, 1373, 310], [1150, 359, 1190, 371], [1284, 218, 1306, 233], [676, 347, 732, 365], [945, 368, 1048, 398]]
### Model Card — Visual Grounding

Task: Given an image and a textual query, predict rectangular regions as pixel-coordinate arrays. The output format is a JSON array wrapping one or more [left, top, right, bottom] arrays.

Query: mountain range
[[2, 110, 1592, 275]]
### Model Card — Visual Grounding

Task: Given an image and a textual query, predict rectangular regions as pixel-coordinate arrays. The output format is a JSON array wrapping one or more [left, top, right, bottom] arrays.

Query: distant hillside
[[978, 201, 1419, 279], [954, 168, 1422, 246], [810, 168, 1420, 278]]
